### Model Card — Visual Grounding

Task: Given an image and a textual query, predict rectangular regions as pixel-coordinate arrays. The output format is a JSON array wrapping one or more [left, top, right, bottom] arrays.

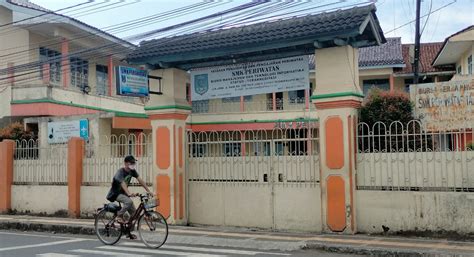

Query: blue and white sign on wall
[[115, 66, 149, 97], [47, 119, 89, 144]]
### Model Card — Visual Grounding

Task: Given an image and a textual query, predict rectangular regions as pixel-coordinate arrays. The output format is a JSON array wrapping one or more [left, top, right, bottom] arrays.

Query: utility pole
[[413, 0, 421, 84]]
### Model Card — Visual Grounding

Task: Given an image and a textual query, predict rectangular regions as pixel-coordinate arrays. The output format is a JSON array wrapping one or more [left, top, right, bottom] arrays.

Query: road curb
[[0, 221, 95, 235], [303, 243, 450, 257]]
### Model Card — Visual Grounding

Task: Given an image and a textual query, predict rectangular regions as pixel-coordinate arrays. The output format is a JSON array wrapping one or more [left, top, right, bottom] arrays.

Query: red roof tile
[[398, 42, 455, 74]]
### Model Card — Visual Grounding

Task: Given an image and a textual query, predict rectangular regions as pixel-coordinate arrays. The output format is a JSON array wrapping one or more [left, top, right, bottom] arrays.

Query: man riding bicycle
[[106, 155, 153, 238]]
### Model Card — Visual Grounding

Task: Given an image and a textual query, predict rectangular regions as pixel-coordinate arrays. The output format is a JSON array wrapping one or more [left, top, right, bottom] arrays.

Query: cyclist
[[106, 155, 153, 239]]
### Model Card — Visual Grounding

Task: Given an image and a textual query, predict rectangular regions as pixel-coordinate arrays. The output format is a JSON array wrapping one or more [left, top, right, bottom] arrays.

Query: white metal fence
[[13, 139, 68, 185], [357, 121, 474, 192], [83, 133, 154, 186], [187, 126, 320, 186]]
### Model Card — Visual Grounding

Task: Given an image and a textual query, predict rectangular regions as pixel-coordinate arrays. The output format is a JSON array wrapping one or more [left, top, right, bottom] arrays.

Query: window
[[468, 55, 472, 75], [39, 47, 61, 84], [404, 79, 413, 93], [457, 65, 462, 74], [186, 83, 191, 103], [267, 92, 283, 110], [191, 144, 206, 157], [70, 57, 89, 90], [192, 100, 209, 113], [223, 142, 241, 157], [96, 65, 108, 95], [362, 79, 390, 95], [288, 89, 305, 104], [221, 96, 252, 102]]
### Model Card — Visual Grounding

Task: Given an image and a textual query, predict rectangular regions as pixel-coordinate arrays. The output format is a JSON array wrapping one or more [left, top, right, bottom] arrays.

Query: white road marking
[[71, 248, 150, 256], [0, 239, 87, 252], [122, 242, 291, 255], [0, 231, 87, 240], [97, 246, 226, 257], [36, 253, 79, 257]]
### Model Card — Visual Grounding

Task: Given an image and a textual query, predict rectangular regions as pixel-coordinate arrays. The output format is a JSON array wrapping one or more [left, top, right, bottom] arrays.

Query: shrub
[[360, 88, 414, 127], [467, 142, 474, 151], [0, 122, 36, 142]]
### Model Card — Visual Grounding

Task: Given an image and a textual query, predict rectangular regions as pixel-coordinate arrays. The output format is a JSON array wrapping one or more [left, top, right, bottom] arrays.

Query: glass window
[[192, 100, 209, 113], [457, 65, 462, 74], [96, 65, 108, 95], [468, 55, 472, 75], [223, 142, 241, 157], [39, 47, 61, 84], [221, 96, 252, 102], [267, 92, 283, 110], [404, 79, 413, 93], [288, 89, 305, 104], [70, 57, 89, 90], [362, 79, 390, 95]]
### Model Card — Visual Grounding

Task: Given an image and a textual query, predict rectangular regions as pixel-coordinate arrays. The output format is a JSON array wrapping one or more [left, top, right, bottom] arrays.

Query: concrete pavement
[[0, 215, 473, 256]]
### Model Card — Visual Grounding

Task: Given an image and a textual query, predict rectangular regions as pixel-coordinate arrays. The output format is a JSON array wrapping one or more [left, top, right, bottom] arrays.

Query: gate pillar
[[312, 45, 362, 234], [145, 68, 191, 225]]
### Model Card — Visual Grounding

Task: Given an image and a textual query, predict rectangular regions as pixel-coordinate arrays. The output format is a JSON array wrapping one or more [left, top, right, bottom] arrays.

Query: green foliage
[[467, 142, 474, 151], [0, 122, 36, 142], [360, 88, 413, 127]]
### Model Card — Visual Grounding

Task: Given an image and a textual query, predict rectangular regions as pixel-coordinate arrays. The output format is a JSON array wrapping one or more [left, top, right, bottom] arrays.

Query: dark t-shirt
[[106, 168, 139, 201]]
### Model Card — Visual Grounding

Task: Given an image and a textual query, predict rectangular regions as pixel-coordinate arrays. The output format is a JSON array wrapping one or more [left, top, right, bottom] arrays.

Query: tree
[[0, 122, 36, 142]]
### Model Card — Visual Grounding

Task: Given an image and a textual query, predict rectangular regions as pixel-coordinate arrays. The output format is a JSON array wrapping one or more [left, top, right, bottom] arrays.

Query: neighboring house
[[0, 0, 149, 146], [395, 42, 455, 91], [432, 25, 474, 80]]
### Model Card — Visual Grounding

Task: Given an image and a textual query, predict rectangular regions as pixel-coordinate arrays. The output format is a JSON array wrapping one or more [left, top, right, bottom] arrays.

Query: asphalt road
[[0, 230, 363, 257]]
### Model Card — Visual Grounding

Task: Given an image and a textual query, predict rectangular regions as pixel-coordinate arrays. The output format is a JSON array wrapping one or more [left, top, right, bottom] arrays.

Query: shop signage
[[274, 121, 317, 129], [410, 79, 474, 130], [115, 66, 149, 97], [191, 56, 309, 101], [47, 119, 89, 144]]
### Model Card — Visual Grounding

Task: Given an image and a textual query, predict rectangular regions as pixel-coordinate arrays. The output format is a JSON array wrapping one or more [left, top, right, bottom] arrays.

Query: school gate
[[186, 126, 321, 231]]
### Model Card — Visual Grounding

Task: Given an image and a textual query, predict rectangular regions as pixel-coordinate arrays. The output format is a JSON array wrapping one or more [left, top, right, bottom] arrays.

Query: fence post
[[312, 45, 362, 234], [67, 137, 84, 218], [0, 140, 15, 213]]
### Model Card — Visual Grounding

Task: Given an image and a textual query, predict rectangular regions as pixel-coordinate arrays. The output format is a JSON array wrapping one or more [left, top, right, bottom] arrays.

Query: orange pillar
[[0, 140, 15, 213], [7, 62, 14, 85], [389, 74, 394, 92], [272, 92, 277, 111], [240, 96, 244, 112], [61, 38, 70, 88], [67, 137, 84, 218]]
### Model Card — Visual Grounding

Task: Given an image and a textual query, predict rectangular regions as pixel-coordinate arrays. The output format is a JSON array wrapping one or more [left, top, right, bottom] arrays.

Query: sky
[[30, 0, 474, 44]]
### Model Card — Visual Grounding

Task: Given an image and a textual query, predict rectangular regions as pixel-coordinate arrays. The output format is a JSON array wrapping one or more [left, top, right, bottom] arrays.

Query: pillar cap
[[312, 92, 363, 110]]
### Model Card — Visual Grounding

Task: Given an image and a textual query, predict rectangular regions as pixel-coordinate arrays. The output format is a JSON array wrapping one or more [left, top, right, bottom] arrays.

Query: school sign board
[[48, 119, 89, 144], [410, 79, 474, 131], [190, 56, 309, 101], [115, 66, 149, 97]]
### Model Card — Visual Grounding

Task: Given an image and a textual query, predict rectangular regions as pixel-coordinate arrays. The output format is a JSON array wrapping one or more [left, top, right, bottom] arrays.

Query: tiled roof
[[7, 0, 135, 48], [128, 4, 386, 67], [308, 37, 404, 69], [358, 37, 404, 67], [398, 42, 455, 74], [432, 25, 474, 66]]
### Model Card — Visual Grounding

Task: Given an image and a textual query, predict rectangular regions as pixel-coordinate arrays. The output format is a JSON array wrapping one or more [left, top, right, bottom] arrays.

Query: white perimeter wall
[[12, 185, 68, 214], [356, 191, 474, 234], [188, 183, 322, 232]]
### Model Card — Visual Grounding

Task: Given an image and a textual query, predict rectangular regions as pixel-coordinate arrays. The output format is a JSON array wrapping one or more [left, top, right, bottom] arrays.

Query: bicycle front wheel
[[95, 209, 122, 245], [138, 211, 168, 248]]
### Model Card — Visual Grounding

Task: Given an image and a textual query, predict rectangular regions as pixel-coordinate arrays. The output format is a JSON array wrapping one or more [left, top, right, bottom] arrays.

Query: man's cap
[[124, 155, 136, 164]]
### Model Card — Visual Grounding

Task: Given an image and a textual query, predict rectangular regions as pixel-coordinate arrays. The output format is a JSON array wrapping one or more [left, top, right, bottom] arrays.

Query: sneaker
[[127, 233, 137, 240]]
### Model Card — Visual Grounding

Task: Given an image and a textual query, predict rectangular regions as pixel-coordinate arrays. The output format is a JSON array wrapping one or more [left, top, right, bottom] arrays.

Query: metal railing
[[192, 98, 309, 114], [187, 126, 320, 186], [83, 133, 154, 186], [356, 120, 474, 192], [13, 139, 68, 185]]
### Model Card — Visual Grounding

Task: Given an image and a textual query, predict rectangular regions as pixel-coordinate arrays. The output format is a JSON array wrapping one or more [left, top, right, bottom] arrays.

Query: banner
[[410, 80, 474, 131], [47, 119, 89, 144], [115, 66, 149, 97], [191, 56, 309, 101]]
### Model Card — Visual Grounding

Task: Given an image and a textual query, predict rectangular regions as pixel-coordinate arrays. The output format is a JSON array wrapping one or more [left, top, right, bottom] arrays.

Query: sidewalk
[[1, 214, 473, 256]]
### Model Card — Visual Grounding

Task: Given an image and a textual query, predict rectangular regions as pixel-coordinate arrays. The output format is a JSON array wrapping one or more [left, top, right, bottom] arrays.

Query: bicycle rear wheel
[[137, 211, 168, 248], [95, 209, 122, 245]]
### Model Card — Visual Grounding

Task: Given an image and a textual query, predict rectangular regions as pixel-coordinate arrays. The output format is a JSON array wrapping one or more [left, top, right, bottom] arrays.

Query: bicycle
[[94, 193, 168, 248]]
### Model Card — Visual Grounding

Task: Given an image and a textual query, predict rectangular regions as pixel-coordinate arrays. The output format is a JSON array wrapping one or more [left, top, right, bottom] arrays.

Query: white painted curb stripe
[[71, 249, 150, 256], [0, 239, 87, 252]]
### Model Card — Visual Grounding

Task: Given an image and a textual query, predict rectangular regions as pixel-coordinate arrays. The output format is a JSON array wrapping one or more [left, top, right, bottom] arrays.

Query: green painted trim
[[310, 91, 364, 100], [188, 118, 319, 125], [144, 105, 192, 111], [11, 98, 148, 119]]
